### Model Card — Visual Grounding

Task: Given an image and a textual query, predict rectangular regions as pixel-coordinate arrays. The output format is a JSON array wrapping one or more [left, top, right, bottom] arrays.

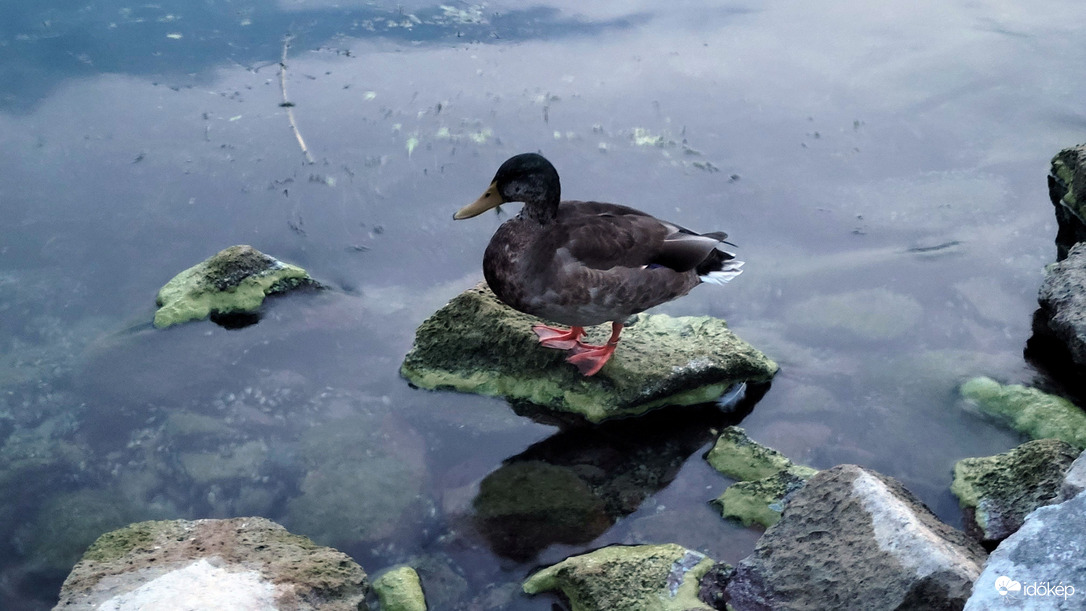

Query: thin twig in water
[[279, 35, 315, 164]]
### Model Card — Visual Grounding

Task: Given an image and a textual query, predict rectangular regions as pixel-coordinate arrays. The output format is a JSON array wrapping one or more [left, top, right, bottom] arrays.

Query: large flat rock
[[400, 284, 778, 423]]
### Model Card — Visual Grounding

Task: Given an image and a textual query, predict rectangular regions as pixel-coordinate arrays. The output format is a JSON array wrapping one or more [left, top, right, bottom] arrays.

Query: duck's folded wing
[[559, 201, 726, 272]]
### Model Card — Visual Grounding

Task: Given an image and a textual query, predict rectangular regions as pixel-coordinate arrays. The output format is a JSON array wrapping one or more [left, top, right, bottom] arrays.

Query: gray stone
[[1048, 145, 1086, 260], [1060, 450, 1086, 501], [400, 283, 778, 423], [53, 517, 368, 610], [154, 245, 321, 328], [1036, 242, 1086, 370], [725, 465, 985, 611], [522, 543, 715, 611], [965, 491, 1086, 610], [951, 439, 1079, 546]]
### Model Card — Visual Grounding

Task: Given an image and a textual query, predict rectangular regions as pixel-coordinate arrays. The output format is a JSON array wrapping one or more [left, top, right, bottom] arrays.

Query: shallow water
[[1, 1, 1082, 608]]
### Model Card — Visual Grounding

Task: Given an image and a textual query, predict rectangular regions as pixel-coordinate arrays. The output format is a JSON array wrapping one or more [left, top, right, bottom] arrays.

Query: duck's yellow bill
[[454, 181, 502, 220]]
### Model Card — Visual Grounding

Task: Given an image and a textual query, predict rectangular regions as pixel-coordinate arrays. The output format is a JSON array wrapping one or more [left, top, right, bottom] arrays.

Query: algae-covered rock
[[951, 438, 1079, 545], [705, 426, 812, 481], [705, 426, 817, 528], [54, 517, 368, 610], [1048, 144, 1086, 259], [400, 284, 778, 423], [373, 566, 427, 611], [961, 377, 1086, 449], [522, 543, 715, 611], [712, 467, 814, 528], [154, 245, 321, 328]]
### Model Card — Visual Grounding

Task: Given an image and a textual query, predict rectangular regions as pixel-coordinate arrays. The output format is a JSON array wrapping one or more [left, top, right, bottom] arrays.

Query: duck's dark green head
[[454, 153, 561, 220]]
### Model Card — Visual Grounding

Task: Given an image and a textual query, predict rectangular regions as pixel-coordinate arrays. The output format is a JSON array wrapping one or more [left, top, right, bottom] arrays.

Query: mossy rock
[[961, 377, 1086, 449], [523, 543, 715, 611], [401, 284, 778, 423], [154, 245, 321, 328], [704, 427, 817, 528], [951, 438, 1079, 544], [711, 466, 815, 528], [373, 566, 427, 611]]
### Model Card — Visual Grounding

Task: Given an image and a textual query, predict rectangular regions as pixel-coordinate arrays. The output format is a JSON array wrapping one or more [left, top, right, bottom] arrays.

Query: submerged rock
[[785, 288, 923, 341], [373, 566, 427, 611], [522, 543, 715, 611], [705, 426, 817, 528], [1048, 144, 1086, 260], [725, 465, 985, 611], [1035, 242, 1086, 373], [154, 245, 321, 328], [53, 517, 368, 610], [400, 284, 778, 423], [960, 377, 1086, 449], [965, 490, 1086, 611], [951, 439, 1079, 546]]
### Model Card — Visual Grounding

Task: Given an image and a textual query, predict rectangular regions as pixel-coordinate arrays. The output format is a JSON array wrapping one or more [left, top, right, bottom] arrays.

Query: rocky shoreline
[[47, 145, 1086, 609]]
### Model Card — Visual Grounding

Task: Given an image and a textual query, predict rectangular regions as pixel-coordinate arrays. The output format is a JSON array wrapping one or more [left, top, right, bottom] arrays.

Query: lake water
[[1, 1, 1082, 609]]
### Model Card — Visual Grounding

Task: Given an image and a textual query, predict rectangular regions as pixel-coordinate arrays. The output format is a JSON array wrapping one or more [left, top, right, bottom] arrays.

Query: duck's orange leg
[[566, 322, 623, 376], [532, 324, 586, 350]]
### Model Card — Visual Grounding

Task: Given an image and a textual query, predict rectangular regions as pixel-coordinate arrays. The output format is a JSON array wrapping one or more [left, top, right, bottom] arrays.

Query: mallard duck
[[454, 153, 743, 376]]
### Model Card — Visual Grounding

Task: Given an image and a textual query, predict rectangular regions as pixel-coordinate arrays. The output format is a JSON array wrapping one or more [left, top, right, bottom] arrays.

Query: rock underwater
[[154, 245, 322, 329], [400, 283, 778, 423], [960, 377, 1086, 450]]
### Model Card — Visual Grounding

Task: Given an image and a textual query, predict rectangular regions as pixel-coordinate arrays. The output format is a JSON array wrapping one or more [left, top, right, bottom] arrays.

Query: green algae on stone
[[400, 284, 778, 423], [712, 467, 815, 528], [961, 377, 1086, 449], [1051, 145, 1086, 224], [153, 245, 321, 328], [704, 427, 817, 527], [522, 543, 715, 611], [705, 426, 813, 481], [373, 566, 427, 611], [950, 438, 1079, 544]]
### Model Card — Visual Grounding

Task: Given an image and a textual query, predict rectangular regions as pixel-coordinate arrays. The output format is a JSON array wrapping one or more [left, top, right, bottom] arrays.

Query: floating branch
[[279, 35, 315, 164]]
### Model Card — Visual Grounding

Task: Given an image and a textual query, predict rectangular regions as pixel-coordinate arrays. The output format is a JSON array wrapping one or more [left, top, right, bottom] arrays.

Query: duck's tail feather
[[697, 248, 744, 285]]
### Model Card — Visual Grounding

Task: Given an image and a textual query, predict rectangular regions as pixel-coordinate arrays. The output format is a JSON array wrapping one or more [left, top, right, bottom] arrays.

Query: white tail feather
[[700, 260, 744, 285]]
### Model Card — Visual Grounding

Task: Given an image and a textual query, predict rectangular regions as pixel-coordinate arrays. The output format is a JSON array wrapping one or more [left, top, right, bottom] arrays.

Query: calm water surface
[[2, 1, 1084, 609]]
